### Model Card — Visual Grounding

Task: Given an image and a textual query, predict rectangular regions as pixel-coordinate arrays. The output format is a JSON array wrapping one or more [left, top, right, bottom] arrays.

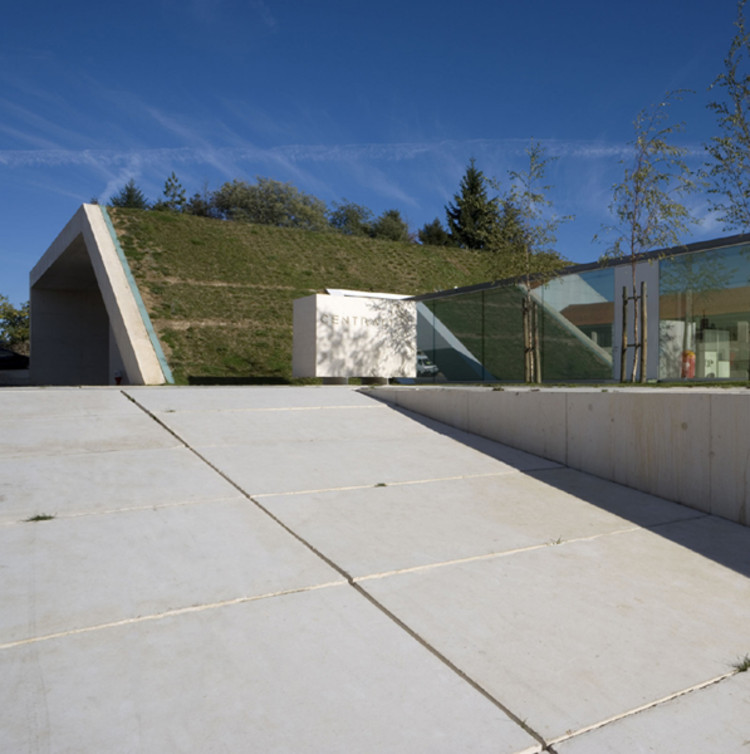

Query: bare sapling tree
[[598, 92, 699, 382], [705, 0, 750, 231], [507, 141, 571, 383]]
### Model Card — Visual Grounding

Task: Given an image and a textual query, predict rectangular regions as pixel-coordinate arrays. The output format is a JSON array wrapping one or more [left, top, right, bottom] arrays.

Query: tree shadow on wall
[[317, 298, 416, 378]]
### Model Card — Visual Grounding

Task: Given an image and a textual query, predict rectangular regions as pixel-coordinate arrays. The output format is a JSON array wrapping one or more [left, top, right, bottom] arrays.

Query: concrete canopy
[[29, 204, 171, 386]]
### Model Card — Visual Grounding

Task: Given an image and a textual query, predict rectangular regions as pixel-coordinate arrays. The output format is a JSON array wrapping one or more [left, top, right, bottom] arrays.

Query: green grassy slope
[[110, 208, 496, 384]]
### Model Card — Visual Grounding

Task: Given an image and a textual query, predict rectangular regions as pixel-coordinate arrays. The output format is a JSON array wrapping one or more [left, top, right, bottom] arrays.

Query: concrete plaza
[[1, 385, 749, 752]]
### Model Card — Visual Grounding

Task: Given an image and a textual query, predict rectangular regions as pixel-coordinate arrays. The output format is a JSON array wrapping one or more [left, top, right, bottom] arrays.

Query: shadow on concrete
[[368, 396, 750, 580]]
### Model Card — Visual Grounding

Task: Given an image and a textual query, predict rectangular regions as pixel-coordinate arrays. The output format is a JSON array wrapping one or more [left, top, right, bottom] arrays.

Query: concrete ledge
[[366, 386, 750, 526]]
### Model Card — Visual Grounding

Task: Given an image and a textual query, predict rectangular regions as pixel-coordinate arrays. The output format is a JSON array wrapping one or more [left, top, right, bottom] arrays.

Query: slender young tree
[[153, 172, 187, 212], [705, 0, 750, 231], [598, 92, 699, 382], [506, 141, 570, 383]]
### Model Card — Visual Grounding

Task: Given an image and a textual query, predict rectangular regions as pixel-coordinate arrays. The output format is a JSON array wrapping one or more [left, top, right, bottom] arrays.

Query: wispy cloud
[[250, 0, 277, 29], [0, 138, 614, 172]]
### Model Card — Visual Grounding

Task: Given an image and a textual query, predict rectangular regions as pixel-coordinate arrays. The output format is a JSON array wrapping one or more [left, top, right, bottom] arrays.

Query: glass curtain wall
[[659, 242, 750, 381], [536, 268, 614, 381], [416, 267, 615, 383]]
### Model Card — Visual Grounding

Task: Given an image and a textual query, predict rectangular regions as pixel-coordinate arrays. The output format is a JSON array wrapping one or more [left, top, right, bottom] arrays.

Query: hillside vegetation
[[110, 208, 497, 383]]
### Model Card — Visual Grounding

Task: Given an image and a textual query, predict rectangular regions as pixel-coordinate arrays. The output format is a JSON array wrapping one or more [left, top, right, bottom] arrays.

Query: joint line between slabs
[[2, 495, 245, 527], [123, 391, 549, 747], [547, 671, 739, 746], [351, 581, 549, 749], [153, 404, 388, 415], [122, 391, 356, 583], [353, 527, 642, 583], [252, 471, 516, 499], [0, 581, 345, 651]]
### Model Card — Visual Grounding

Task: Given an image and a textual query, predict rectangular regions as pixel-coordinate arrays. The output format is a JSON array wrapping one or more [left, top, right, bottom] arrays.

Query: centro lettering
[[320, 314, 382, 328]]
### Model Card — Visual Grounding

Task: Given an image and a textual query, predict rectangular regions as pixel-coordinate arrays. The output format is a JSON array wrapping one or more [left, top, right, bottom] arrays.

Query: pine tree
[[418, 217, 452, 246], [445, 158, 500, 249], [153, 172, 187, 212], [109, 179, 149, 209]]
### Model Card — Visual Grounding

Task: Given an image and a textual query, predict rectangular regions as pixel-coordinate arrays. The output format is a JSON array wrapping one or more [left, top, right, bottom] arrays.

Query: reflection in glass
[[659, 244, 750, 380], [535, 268, 614, 381]]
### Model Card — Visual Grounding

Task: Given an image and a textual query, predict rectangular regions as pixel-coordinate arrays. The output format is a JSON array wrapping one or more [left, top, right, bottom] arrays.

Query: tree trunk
[[629, 266, 640, 383], [640, 281, 647, 383], [533, 298, 542, 384], [620, 286, 628, 382]]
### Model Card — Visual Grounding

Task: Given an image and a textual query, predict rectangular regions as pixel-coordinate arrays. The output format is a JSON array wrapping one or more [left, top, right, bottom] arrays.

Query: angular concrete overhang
[[29, 204, 173, 386]]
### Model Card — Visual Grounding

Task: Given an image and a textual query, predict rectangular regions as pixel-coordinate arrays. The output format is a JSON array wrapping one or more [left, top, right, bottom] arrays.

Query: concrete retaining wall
[[367, 386, 750, 526]]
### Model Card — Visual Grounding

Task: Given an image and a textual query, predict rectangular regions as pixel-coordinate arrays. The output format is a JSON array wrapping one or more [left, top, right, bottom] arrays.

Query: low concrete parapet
[[367, 385, 750, 527]]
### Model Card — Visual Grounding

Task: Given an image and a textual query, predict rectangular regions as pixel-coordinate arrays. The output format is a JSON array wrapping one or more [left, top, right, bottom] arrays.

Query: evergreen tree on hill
[[445, 158, 500, 249], [109, 179, 149, 209], [152, 172, 187, 212], [418, 217, 452, 246]]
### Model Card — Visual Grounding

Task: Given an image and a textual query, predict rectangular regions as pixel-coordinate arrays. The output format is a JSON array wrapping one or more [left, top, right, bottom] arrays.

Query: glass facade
[[414, 237, 750, 383], [659, 242, 750, 381], [416, 267, 615, 383]]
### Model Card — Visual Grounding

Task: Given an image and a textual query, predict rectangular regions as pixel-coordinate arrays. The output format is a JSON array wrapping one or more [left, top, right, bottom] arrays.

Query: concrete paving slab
[[4, 385, 749, 751], [0, 586, 540, 754], [0, 446, 239, 522], [0, 412, 179, 458], [0, 387, 138, 418], [125, 384, 376, 413], [153, 403, 424, 447], [0, 498, 343, 645], [196, 431, 554, 497], [260, 472, 700, 578], [360, 520, 750, 742], [555, 670, 750, 752]]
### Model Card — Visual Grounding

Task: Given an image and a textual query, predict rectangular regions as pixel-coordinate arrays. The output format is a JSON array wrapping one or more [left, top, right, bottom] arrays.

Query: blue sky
[[0, 0, 741, 306]]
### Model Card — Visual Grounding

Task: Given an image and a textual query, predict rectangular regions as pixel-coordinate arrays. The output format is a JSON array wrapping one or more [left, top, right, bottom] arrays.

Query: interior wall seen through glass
[[659, 243, 750, 381]]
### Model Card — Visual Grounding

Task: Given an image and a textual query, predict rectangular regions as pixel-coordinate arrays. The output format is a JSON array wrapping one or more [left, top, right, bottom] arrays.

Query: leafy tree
[[370, 209, 411, 242], [502, 142, 570, 382], [213, 178, 328, 230], [152, 172, 187, 212], [705, 0, 750, 231], [445, 158, 500, 249], [328, 200, 373, 236], [0, 296, 30, 353], [109, 179, 149, 209], [418, 217, 452, 246], [598, 93, 699, 381]]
